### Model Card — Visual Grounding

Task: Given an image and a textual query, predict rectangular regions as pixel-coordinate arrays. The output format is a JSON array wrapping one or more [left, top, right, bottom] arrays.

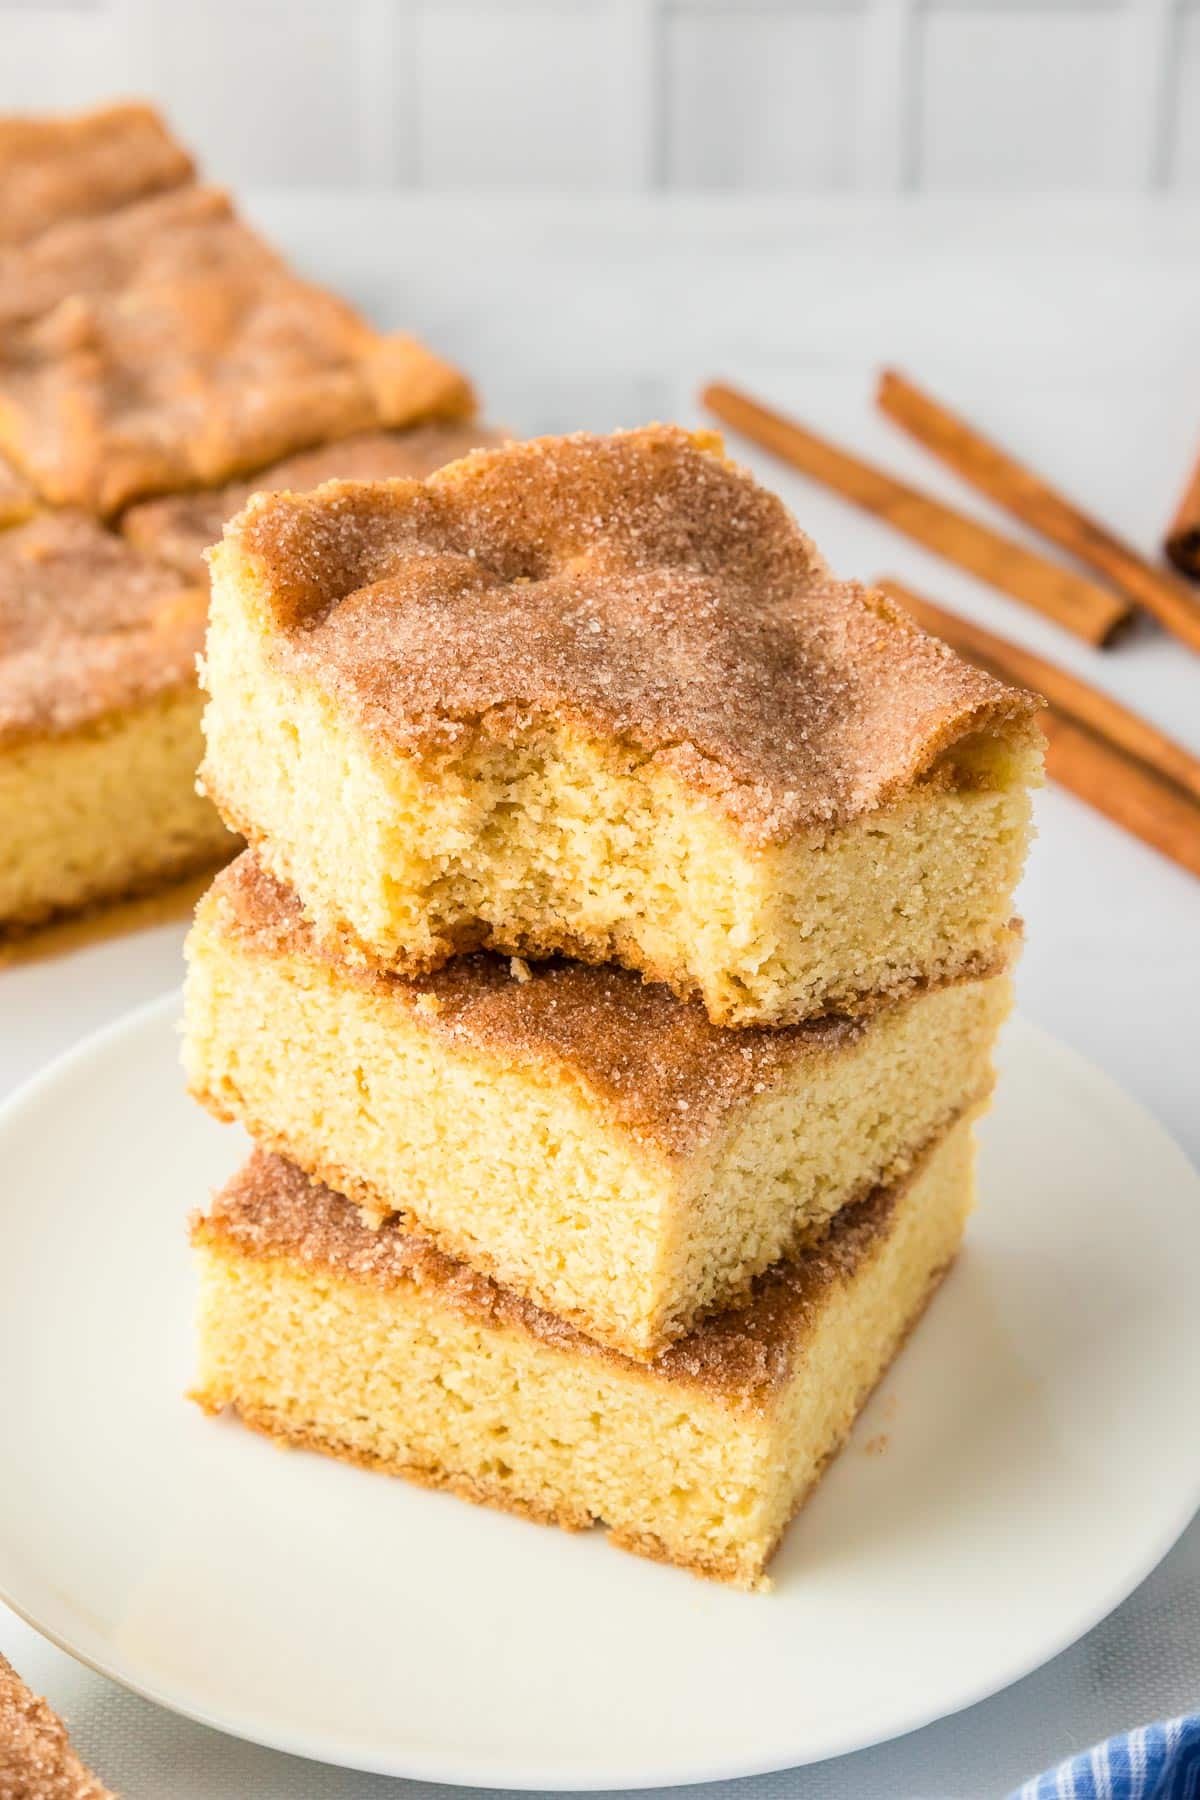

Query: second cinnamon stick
[[882, 578, 1200, 880], [702, 382, 1131, 647], [880, 578, 1200, 809], [1039, 712, 1200, 880], [878, 369, 1200, 654]]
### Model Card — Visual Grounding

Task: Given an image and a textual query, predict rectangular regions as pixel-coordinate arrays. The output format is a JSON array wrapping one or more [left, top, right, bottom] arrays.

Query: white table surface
[[1, 194, 1197, 1799]]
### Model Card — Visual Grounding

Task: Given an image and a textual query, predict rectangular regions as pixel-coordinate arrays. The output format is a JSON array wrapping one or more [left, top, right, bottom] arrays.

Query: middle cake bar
[[185, 853, 1010, 1360]]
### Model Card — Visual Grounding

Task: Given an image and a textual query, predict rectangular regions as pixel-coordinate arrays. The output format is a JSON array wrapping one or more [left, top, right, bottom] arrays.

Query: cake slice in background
[[0, 99, 483, 936], [0, 185, 474, 515], [0, 511, 230, 933], [0, 100, 193, 248]]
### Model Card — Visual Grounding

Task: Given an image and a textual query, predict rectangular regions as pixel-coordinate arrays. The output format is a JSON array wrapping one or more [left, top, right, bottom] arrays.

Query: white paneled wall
[[0, 0, 1195, 191]]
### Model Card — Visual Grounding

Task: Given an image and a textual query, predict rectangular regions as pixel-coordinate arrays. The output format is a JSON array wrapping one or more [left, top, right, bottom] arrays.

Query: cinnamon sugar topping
[[223, 427, 1038, 844], [0, 1652, 114, 1799], [0, 510, 206, 743], [0, 196, 474, 514], [0, 101, 193, 247], [123, 421, 504, 581], [0, 182, 231, 329], [198, 1148, 909, 1401]]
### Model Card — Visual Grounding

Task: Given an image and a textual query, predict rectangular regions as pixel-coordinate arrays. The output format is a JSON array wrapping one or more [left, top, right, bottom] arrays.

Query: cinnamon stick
[[880, 578, 1200, 810], [702, 382, 1131, 647], [881, 579, 1200, 880], [1164, 441, 1200, 580], [877, 369, 1200, 654], [1039, 712, 1200, 880]]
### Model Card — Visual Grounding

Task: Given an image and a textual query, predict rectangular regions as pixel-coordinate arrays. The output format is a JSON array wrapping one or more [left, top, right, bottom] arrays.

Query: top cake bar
[[0, 101, 193, 248], [0, 171, 474, 514], [202, 427, 1042, 1028]]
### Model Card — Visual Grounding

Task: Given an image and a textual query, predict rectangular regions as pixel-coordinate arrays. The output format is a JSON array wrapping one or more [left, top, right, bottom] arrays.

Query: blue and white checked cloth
[[1010, 1715, 1200, 1800]]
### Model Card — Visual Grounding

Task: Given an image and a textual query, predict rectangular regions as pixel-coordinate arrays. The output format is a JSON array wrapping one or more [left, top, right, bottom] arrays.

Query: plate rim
[[1, 992, 1198, 1790]]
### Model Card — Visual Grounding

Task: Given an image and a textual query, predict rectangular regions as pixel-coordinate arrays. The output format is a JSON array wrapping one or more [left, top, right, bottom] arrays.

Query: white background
[[1, 1, 1199, 1791], [0, 0, 1198, 194]]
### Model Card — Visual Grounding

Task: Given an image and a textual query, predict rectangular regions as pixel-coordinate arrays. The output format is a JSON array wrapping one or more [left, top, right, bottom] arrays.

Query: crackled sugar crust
[[0, 184, 474, 514], [0, 1652, 114, 1800], [192, 1120, 976, 1588], [0, 181, 229, 330], [122, 419, 506, 582], [0, 100, 193, 247], [219, 426, 1036, 845]]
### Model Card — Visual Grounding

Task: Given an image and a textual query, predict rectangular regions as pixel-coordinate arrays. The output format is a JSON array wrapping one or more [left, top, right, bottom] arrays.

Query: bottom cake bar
[[192, 1116, 976, 1591]]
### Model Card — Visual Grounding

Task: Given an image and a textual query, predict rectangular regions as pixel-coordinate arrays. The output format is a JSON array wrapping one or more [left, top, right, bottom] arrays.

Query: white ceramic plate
[[0, 997, 1198, 1789]]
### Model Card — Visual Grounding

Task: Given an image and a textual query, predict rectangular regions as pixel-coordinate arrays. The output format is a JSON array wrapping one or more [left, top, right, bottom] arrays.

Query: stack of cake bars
[[184, 426, 1042, 1589], [0, 102, 488, 935]]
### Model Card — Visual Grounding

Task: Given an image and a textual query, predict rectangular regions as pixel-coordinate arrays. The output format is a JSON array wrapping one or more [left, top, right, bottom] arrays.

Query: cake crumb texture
[[0, 686, 233, 934]]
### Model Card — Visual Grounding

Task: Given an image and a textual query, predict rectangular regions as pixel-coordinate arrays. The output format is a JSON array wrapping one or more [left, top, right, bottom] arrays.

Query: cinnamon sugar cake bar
[[0, 1652, 114, 1799], [202, 427, 1042, 1027], [0, 180, 473, 515], [185, 852, 1008, 1359], [192, 1117, 976, 1590], [0, 510, 231, 931]]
